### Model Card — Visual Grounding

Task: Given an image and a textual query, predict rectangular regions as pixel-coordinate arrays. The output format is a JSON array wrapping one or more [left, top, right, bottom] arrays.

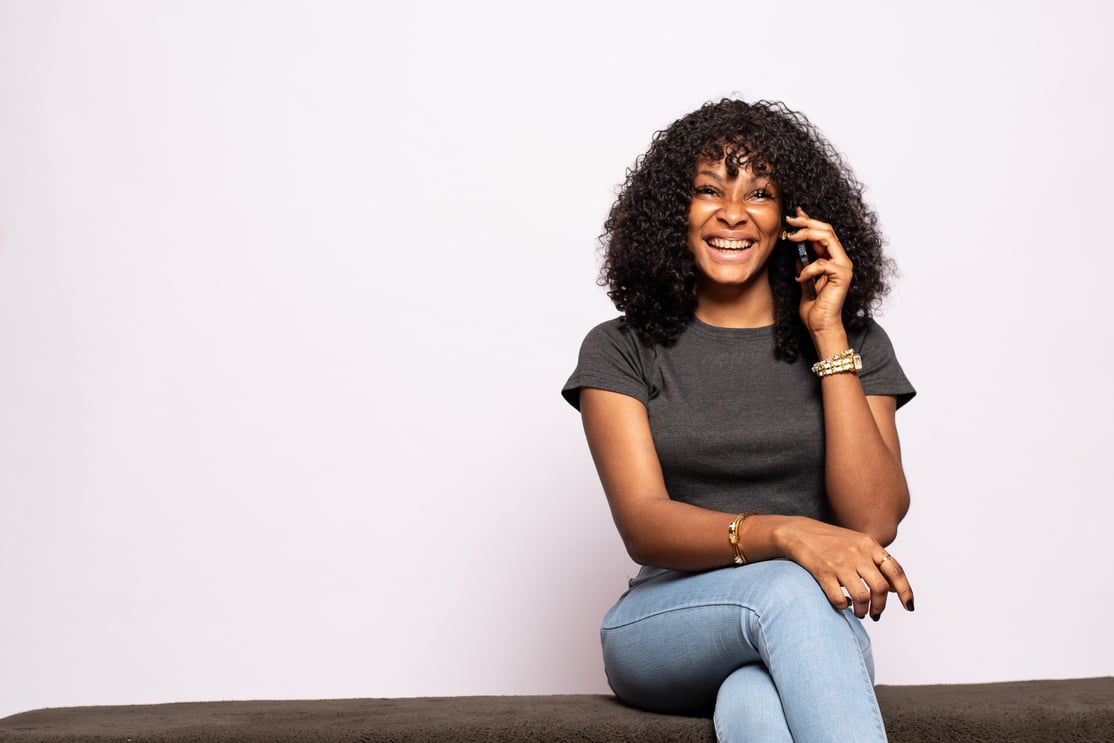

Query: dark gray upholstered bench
[[1, 677, 1111, 742]]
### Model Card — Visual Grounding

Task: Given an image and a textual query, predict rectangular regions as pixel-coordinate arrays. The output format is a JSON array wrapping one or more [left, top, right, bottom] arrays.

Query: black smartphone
[[786, 221, 817, 300]]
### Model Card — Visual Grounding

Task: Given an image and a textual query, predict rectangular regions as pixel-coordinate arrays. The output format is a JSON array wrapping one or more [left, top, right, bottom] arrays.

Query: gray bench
[[1, 677, 1111, 742]]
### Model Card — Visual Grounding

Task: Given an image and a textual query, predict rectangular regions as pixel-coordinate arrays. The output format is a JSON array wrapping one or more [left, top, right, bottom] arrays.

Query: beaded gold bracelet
[[728, 511, 758, 565], [810, 348, 863, 377]]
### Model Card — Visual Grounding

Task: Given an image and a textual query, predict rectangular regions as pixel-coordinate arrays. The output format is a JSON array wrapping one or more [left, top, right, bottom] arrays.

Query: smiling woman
[[686, 157, 784, 325], [597, 99, 891, 365], [562, 99, 915, 742]]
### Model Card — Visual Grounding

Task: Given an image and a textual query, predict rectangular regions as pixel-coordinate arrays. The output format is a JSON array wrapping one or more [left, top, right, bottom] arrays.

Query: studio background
[[1, 0, 1111, 719]]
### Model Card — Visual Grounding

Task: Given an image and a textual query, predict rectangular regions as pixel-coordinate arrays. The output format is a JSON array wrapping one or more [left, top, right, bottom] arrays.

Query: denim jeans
[[601, 560, 887, 742]]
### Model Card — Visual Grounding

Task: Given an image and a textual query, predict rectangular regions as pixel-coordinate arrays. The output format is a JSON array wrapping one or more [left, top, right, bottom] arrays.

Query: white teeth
[[708, 238, 753, 250]]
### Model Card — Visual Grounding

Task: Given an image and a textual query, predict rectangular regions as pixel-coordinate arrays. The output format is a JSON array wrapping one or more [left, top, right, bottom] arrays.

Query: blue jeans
[[601, 560, 887, 742]]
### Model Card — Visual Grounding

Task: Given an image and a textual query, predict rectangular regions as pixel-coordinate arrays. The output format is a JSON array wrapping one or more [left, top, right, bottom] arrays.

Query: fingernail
[[870, 613, 881, 622], [905, 599, 915, 612], [845, 597, 853, 608]]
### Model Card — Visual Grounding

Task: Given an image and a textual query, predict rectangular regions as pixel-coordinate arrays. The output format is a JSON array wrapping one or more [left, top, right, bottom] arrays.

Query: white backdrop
[[1, 0, 1112, 719]]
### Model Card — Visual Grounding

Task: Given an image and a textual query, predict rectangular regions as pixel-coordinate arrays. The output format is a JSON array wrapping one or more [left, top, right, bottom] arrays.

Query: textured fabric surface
[[561, 317, 914, 519], [876, 677, 1114, 742], [1, 678, 1111, 742]]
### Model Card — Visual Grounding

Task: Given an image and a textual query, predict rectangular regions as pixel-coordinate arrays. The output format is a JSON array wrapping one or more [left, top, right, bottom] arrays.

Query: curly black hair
[[600, 98, 893, 362]]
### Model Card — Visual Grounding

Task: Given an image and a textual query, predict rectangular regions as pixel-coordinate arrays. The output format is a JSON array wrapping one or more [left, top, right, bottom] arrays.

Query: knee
[[754, 560, 825, 601], [743, 560, 837, 621]]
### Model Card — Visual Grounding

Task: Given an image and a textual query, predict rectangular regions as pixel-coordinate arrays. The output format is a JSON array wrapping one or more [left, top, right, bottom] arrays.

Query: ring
[[878, 553, 891, 565]]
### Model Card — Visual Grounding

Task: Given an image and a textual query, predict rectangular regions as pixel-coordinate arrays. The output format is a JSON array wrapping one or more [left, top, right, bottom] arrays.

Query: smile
[[707, 237, 754, 251]]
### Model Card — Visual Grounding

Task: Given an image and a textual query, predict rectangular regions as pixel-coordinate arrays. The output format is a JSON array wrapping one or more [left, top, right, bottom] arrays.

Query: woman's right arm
[[580, 386, 914, 618], [580, 386, 739, 571]]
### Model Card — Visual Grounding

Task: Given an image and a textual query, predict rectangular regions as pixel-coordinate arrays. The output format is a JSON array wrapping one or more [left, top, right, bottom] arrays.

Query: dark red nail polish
[[905, 599, 915, 612], [870, 613, 881, 622]]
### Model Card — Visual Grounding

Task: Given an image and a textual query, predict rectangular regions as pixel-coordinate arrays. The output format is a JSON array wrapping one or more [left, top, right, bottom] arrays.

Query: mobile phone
[[786, 224, 817, 300]]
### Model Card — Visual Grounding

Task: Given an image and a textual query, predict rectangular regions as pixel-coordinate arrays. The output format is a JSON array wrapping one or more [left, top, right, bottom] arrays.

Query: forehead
[[698, 137, 770, 170], [693, 156, 772, 181]]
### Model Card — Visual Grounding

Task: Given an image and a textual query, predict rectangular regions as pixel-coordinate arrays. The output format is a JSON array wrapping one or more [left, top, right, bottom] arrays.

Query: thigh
[[600, 561, 819, 715], [602, 561, 886, 739]]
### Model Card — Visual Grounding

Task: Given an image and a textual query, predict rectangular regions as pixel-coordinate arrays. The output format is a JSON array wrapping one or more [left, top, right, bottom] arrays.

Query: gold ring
[[878, 553, 891, 565]]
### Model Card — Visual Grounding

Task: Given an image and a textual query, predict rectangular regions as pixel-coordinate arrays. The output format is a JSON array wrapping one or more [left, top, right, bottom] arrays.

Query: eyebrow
[[695, 169, 770, 185]]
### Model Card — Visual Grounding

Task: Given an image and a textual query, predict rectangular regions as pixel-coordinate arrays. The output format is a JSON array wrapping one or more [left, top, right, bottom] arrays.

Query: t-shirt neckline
[[687, 315, 776, 342]]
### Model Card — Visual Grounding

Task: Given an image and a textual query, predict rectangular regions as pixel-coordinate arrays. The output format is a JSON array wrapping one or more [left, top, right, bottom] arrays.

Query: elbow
[[622, 532, 654, 566], [843, 493, 908, 547], [867, 498, 909, 547], [614, 506, 664, 566], [872, 523, 898, 548], [618, 516, 668, 566]]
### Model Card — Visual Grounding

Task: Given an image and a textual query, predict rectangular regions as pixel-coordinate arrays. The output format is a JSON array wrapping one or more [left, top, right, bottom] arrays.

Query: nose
[[717, 196, 749, 226]]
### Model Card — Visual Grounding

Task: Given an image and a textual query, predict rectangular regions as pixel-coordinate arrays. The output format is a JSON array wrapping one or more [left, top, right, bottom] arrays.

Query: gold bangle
[[811, 348, 862, 377], [728, 511, 757, 565]]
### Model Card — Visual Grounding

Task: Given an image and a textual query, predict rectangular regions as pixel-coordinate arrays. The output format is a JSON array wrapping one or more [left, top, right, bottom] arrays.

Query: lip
[[705, 232, 758, 242], [703, 234, 759, 261], [707, 237, 755, 250]]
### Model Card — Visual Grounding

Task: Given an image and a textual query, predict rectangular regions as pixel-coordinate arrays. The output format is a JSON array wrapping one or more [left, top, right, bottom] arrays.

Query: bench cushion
[[1, 677, 1111, 742]]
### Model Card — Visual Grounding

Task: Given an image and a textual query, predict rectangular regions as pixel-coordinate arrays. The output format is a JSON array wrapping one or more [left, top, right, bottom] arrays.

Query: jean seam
[[601, 600, 763, 632], [838, 610, 888, 742], [750, 608, 886, 742]]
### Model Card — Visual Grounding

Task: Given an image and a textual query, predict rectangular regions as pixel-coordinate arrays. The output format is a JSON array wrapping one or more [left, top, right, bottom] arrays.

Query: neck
[[694, 281, 776, 328]]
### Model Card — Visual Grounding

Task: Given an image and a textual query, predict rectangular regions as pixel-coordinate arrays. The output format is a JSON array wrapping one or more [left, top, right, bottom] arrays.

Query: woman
[[562, 98, 916, 742]]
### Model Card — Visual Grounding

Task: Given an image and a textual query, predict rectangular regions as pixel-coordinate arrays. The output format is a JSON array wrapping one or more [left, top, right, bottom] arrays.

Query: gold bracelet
[[728, 511, 758, 565], [811, 348, 862, 377]]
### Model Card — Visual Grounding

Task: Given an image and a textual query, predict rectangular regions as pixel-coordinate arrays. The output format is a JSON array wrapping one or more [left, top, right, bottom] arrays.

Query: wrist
[[810, 329, 850, 359], [737, 513, 796, 562]]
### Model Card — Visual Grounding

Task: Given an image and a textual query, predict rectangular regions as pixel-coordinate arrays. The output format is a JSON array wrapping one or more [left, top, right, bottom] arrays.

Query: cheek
[[687, 203, 702, 227], [688, 198, 722, 224], [748, 207, 782, 235], [686, 207, 705, 242]]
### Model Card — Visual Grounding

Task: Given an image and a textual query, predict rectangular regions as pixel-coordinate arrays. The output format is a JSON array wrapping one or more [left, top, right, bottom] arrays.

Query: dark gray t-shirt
[[562, 317, 915, 522]]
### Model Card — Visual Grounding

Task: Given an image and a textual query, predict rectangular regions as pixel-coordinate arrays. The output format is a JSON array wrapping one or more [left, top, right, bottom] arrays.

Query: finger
[[784, 209, 833, 235], [786, 209, 832, 233], [797, 258, 849, 289], [865, 567, 890, 621], [787, 227, 846, 263], [794, 263, 832, 297], [783, 216, 835, 237], [879, 555, 915, 612], [817, 573, 855, 613], [838, 570, 872, 619], [788, 206, 816, 223], [797, 258, 833, 282], [785, 213, 849, 263]]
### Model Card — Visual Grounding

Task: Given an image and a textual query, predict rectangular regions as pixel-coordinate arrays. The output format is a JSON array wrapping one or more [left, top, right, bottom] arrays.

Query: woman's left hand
[[785, 207, 853, 336]]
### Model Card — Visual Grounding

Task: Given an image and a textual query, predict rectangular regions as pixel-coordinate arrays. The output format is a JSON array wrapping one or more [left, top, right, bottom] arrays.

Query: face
[[686, 156, 783, 293]]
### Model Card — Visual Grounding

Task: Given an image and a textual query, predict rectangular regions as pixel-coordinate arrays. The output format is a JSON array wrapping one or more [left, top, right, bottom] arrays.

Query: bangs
[[697, 137, 773, 178]]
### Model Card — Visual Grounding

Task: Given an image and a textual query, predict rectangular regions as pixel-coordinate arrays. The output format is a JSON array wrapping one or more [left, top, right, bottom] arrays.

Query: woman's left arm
[[817, 379, 908, 545], [787, 208, 909, 546]]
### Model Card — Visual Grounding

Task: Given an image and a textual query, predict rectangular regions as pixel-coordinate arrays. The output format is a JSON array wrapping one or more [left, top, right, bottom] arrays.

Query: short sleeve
[[561, 319, 654, 410], [851, 320, 916, 409]]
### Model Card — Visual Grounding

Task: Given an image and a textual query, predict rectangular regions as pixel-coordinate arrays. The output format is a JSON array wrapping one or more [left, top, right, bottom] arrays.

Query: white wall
[[1, 0, 1111, 719]]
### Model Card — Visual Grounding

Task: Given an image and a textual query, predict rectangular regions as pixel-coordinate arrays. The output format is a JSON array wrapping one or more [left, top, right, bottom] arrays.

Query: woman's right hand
[[748, 515, 915, 621]]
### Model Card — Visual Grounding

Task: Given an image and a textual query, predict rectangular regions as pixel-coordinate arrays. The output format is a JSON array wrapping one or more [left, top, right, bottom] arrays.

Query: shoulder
[[578, 316, 641, 354], [848, 319, 917, 408], [848, 318, 896, 353], [563, 316, 656, 410]]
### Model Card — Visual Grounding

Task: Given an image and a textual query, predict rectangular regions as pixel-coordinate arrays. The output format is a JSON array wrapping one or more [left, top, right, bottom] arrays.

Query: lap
[[600, 560, 871, 715], [603, 560, 829, 629]]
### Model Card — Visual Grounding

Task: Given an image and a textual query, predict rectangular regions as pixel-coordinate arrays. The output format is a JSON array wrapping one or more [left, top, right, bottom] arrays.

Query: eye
[[693, 185, 721, 198], [748, 187, 778, 202]]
